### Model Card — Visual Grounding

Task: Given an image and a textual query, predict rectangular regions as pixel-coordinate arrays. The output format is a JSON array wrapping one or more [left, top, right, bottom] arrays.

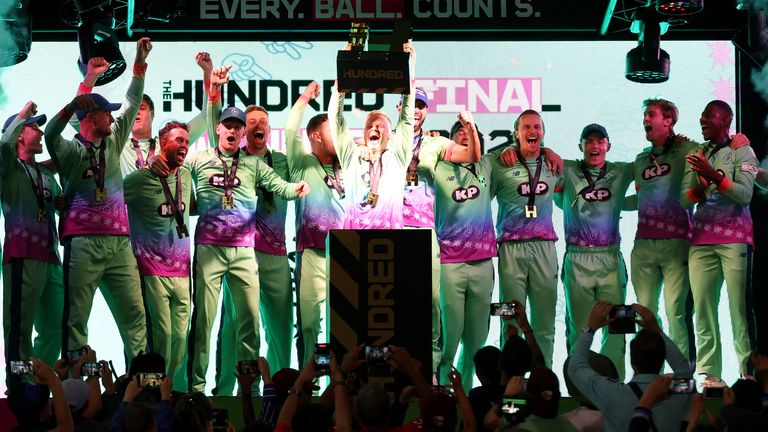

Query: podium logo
[[342, 69, 404, 80]]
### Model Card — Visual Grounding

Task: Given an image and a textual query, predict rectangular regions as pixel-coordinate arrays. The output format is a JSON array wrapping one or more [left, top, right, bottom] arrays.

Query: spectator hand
[[53, 358, 70, 381], [340, 344, 366, 374], [587, 301, 613, 331], [258, 357, 272, 385], [123, 376, 142, 402], [638, 375, 672, 408], [447, 367, 465, 396], [31, 358, 59, 386], [722, 386, 735, 406], [160, 375, 173, 401], [504, 376, 525, 396], [632, 303, 661, 334]]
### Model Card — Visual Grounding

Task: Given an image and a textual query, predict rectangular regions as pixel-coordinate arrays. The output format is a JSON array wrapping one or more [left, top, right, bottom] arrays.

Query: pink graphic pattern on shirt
[[691, 207, 753, 246], [195, 208, 256, 247], [4, 218, 59, 264], [637, 202, 691, 239], [61, 193, 130, 238], [403, 184, 434, 228], [133, 242, 190, 277]]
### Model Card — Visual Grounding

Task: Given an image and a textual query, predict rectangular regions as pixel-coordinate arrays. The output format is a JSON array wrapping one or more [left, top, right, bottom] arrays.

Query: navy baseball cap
[[3, 113, 47, 133], [75, 93, 121, 121], [580, 123, 609, 140], [400, 87, 429, 106], [219, 106, 246, 125]]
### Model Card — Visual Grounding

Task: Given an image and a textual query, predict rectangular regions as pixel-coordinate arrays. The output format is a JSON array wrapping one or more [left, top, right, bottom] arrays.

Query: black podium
[[328, 229, 432, 389]]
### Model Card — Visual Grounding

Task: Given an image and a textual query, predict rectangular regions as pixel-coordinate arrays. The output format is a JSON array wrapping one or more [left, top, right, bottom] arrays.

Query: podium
[[328, 229, 432, 389]]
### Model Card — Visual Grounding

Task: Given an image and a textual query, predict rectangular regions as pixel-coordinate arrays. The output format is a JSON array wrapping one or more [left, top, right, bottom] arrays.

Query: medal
[[525, 204, 538, 218], [37, 208, 47, 222], [366, 192, 378, 207], [96, 187, 107, 202], [406, 171, 418, 186], [222, 195, 234, 209]]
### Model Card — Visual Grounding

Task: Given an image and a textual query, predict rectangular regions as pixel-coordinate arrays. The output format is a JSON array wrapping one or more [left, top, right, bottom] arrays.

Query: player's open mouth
[[644, 125, 652, 133], [253, 131, 265, 140], [227, 136, 236, 142]]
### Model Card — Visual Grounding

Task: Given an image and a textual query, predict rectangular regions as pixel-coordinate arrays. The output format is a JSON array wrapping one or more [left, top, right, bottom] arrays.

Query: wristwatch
[[581, 325, 596, 334]]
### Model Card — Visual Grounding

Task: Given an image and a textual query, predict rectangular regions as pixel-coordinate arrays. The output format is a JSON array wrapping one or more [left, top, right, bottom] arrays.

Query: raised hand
[[135, 37, 153, 66], [87, 57, 110, 76], [196, 51, 213, 74], [210, 65, 232, 89]]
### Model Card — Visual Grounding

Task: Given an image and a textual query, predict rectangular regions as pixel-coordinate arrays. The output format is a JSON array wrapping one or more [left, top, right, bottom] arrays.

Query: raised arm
[[444, 111, 481, 164], [206, 64, 229, 148], [328, 82, 353, 167], [44, 95, 99, 168], [188, 51, 213, 142], [286, 81, 319, 174], [389, 42, 416, 166], [111, 38, 152, 153], [0, 101, 37, 173], [567, 301, 621, 409]]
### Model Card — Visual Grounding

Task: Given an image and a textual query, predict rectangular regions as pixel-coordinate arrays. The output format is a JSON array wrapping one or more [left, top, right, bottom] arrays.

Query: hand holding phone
[[314, 343, 331, 375], [139, 372, 165, 389], [9, 360, 35, 375], [212, 408, 229, 432], [608, 305, 637, 334], [669, 378, 695, 394], [237, 360, 260, 376], [80, 362, 102, 377], [490, 302, 517, 317]]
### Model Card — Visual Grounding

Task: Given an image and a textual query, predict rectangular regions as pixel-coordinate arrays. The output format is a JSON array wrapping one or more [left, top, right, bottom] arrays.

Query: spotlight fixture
[[655, 0, 704, 16], [626, 7, 671, 83], [0, 0, 32, 67], [75, 0, 126, 86]]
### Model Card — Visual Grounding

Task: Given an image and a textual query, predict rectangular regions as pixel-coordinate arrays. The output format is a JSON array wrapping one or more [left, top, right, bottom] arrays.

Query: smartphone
[[314, 343, 331, 375], [211, 408, 228, 432], [65, 347, 86, 365], [366, 346, 390, 361], [432, 385, 455, 396], [500, 397, 528, 415], [80, 362, 102, 377], [608, 305, 637, 334], [9, 360, 34, 375], [139, 372, 165, 388], [669, 378, 695, 394], [237, 360, 260, 376], [490, 302, 517, 317], [703, 386, 724, 399]]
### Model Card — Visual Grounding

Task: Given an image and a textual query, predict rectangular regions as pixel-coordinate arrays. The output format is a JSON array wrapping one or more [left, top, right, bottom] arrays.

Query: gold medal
[[366, 192, 378, 207], [525, 204, 538, 218], [95, 187, 107, 202], [222, 195, 234, 209], [406, 171, 418, 186], [37, 209, 47, 222]]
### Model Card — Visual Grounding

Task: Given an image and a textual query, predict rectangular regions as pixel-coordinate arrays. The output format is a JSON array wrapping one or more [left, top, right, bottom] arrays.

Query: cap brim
[[219, 116, 246, 125], [26, 114, 47, 128], [106, 103, 122, 112]]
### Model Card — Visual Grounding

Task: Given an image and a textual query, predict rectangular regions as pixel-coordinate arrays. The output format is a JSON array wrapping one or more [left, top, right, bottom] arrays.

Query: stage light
[[626, 7, 671, 83], [655, 0, 704, 16], [0, 0, 31, 67], [75, 0, 126, 86]]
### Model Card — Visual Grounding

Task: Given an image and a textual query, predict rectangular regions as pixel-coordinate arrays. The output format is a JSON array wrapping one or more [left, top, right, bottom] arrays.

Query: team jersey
[[555, 160, 635, 247], [252, 150, 289, 256], [490, 151, 560, 243], [284, 99, 344, 253], [184, 147, 300, 247], [422, 150, 496, 263], [633, 138, 696, 240], [205, 94, 289, 255], [402, 132, 439, 228], [0, 116, 62, 264], [43, 65, 145, 240], [680, 141, 758, 246], [329, 87, 413, 229], [124, 167, 193, 277]]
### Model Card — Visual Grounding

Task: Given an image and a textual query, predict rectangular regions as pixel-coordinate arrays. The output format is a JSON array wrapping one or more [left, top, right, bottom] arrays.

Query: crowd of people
[[3, 37, 768, 431]]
